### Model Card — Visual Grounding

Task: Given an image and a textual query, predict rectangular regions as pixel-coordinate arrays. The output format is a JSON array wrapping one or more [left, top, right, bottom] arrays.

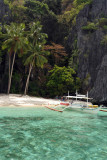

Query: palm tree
[[2, 23, 28, 94], [24, 22, 48, 95]]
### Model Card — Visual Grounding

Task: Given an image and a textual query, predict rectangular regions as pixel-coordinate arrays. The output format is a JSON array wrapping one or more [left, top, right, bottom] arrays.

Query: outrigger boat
[[60, 91, 100, 113], [46, 91, 105, 114]]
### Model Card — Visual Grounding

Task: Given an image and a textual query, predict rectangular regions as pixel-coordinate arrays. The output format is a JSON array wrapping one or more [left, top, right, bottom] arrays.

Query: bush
[[103, 25, 107, 31], [101, 35, 107, 45], [46, 65, 81, 97], [60, 0, 93, 26], [98, 18, 107, 27], [82, 22, 97, 32]]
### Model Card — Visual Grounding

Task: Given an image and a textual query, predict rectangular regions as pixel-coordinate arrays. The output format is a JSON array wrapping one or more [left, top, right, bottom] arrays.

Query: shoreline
[[0, 94, 60, 107], [0, 94, 93, 108]]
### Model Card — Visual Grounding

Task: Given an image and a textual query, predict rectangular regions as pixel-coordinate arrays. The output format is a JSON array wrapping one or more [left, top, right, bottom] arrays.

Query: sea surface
[[0, 107, 107, 160]]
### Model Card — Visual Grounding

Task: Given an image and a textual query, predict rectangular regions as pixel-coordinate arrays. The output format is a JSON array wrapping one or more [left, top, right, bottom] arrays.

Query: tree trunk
[[7, 53, 11, 93], [7, 52, 16, 94], [9, 54, 10, 78], [24, 61, 34, 95]]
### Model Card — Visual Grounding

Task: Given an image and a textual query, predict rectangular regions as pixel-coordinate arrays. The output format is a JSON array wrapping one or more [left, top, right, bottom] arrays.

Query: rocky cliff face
[[67, 0, 107, 103]]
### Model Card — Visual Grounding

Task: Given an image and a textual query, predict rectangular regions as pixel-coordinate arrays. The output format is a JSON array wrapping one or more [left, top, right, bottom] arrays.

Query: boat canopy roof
[[64, 96, 93, 100]]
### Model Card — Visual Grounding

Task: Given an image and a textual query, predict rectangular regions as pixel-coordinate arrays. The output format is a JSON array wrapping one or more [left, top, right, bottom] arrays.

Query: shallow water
[[0, 107, 107, 160]]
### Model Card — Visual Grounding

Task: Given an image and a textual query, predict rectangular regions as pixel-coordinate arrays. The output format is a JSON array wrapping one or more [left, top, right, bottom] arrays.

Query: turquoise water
[[0, 107, 107, 160]]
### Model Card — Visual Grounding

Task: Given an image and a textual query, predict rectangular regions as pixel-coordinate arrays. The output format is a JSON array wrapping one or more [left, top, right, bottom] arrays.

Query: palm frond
[[36, 55, 48, 68], [24, 54, 34, 65]]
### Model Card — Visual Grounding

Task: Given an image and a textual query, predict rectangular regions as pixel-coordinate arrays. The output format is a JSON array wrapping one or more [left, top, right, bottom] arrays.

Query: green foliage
[[47, 65, 78, 97], [42, 0, 62, 15], [82, 22, 97, 32], [41, 11, 60, 42], [73, 0, 93, 5], [83, 73, 91, 86], [29, 81, 39, 96], [11, 73, 22, 93], [24, 0, 60, 42], [2, 23, 28, 54], [97, 18, 107, 31], [6, 0, 68, 43], [24, 22, 48, 68], [103, 25, 107, 31], [82, 18, 107, 33], [4, 0, 13, 6], [0, 27, 2, 63], [75, 77, 81, 91], [0, 0, 84, 96], [1, 22, 29, 93], [101, 35, 107, 45], [4, 0, 26, 23], [68, 39, 79, 71], [4, 0, 25, 9], [57, 14, 70, 41], [61, 0, 92, 26], [24, 22, 49, 95], [98, 18, 107, 27], [25, 0, 50, 22]]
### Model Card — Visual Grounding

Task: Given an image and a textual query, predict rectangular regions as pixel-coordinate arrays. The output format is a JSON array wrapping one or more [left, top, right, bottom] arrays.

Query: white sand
[[0, 94, 60, 107]]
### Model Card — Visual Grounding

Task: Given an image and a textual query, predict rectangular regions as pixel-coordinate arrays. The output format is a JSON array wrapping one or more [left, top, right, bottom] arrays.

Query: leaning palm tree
[[2, 23, 28, 94], [24, 22, 48, 95], [24, 44, 48, 95]]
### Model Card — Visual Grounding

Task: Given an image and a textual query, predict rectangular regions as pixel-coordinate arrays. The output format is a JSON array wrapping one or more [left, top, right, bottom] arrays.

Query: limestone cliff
[[67, 0, 107, 103]]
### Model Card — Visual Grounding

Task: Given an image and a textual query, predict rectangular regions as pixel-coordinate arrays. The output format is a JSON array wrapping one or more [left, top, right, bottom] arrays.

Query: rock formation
[[67, 0, 107, 103]]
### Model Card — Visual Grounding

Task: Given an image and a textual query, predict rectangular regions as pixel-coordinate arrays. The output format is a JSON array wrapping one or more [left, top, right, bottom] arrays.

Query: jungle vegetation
[[0, 0, 95, 97]]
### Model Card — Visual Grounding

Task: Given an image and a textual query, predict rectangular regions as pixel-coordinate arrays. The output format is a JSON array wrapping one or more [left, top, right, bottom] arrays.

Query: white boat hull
[[65, 103, 99, 114]]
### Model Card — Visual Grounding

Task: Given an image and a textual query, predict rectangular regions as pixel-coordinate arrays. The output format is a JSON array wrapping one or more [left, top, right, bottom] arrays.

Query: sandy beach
[[0, 94, 60, 107]]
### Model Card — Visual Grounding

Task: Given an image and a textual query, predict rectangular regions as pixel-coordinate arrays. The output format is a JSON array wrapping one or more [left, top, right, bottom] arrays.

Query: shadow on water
[[97, 115, 107, 119], [0, 116, 44, 121]]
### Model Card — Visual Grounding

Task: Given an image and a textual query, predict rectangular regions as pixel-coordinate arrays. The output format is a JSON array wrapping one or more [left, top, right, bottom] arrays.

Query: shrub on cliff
[[60, 0, 93, 26], [101, 35, 107, 45], [82, 22, 97, 32]]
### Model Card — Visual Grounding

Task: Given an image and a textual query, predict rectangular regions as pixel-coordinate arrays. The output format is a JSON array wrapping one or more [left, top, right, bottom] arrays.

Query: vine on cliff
[[60, 0, 93, 26]]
